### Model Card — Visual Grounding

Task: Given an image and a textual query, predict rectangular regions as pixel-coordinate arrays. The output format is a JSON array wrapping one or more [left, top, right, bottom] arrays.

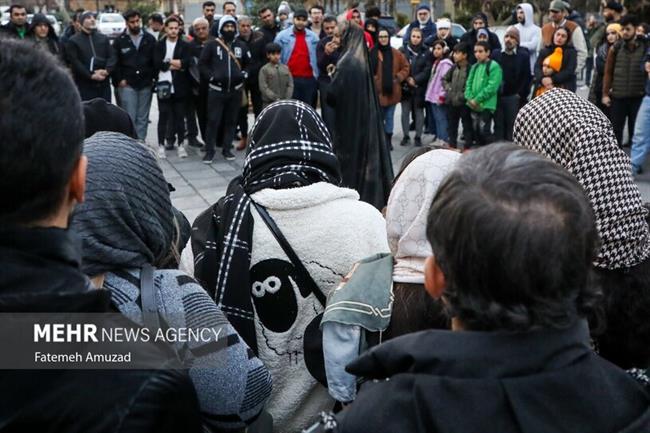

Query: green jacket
[[465, 60, 502, 113]]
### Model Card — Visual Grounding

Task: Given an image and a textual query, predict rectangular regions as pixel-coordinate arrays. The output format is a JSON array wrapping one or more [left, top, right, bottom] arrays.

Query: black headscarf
[[370, 28, 394, 95], [83, 98, 137, 139], [191, 100, 341, 353], [364, 18, 379, 46], [328, 22, 393, 209]]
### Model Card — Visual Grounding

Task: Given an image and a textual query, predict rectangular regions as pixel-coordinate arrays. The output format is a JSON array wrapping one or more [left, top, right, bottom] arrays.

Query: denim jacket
[[274, 26, 320, 79]]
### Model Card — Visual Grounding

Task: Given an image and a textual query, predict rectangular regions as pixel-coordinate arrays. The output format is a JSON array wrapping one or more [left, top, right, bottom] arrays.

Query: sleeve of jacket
[[105, 38, 117, 73], [285, 68, 294, 99], [571, 27, 588, 73], [552, 48, 577, 86], [242, 43, 252, 77], [474, 62, 502, 104], [490, 32, 502, 52], [602, 45, 616, 96], [534, 48, 547, 85], [413, 52, 433, 86], [590, 25, 605, 53], [154, 41, 168, 73], [179, 41, 192, 70], [519, 27, 540, 53], [316, 40, 329, 71], [199, 42, 213, 81], [66, 39, 93, 80], [465, 64, 476, 101], [517, 50, 532, 96], [442, 65, 454, 94], [112, 38, 123, 83], [395, 50, 410, 82]]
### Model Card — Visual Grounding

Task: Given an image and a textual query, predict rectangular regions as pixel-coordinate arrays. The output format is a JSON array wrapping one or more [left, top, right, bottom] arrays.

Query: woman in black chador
[[327, 21, 393, 210]]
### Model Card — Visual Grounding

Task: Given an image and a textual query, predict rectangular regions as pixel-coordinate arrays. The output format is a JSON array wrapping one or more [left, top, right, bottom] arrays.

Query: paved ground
[[142, 89, 650, 225]]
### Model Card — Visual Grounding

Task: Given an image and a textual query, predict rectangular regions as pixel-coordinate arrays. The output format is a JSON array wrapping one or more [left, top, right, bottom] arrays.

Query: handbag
[[156, 81, 172, 100], [250, 199, 329, 387]]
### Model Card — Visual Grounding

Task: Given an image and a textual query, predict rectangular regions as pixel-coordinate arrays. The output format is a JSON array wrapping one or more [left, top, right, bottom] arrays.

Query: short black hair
[[0, 40, 84, 226], [258, 6, 272, 15], [453, 41, 470, 55], [427, 144, 601, 332], [202, 1, 216, 8], [9, 4, 26, 14], [474, 40, 490, 51], [620, 14, 639, 28], [223, 1, 236, 11], [265, 42, 281, 54], [310, 4, 324, 13], [123, 9, 140, 20], [365, 6, 381, 19], [164, 15, 181, 26], [323, 15, 337, 24], [149, 13, 164, 24]]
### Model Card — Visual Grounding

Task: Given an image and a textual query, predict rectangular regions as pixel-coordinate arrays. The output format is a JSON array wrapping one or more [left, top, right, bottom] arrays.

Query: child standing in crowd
[[425, 40, 454, 143], [535, 27, 577, 97], [443, 42, 473, 149], [465, 41, 502, 147], [534, 48, 563, 97], [259, 42, 294, 108]]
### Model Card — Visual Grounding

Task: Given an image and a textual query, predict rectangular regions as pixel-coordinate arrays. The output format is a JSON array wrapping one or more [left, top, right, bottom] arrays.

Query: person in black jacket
[[66, 11, 117, 101], [112, 9, 157, 141], [199, 15, 251, 163], [258, 6, 280, 46], [0, 4, 28, 39], [460, 12, 502, 63], [314, 143, 650, 433], [491, 26, 531, 141], [154, 16, 192, 159], [188, 17, 214, 148], [535, 27, 578, 94], [0, 38, 203, 433], [399, 27, 432, 147], [316, 16, 342, 136], [27, 13, 64, 60]]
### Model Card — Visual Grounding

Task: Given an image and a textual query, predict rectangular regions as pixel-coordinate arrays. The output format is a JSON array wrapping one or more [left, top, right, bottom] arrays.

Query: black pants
[[158, 96, 186, 146], [185, 97, 200, 139], [238, 105, 249, 139], [494, 94, 520, 142], [471, 110, 492, 147], [611, 96, 643, 147], [249, 77, 263, 118], [447, 105, 473, 147], [77, 81, 111, 102], [194, 88, 208, 142], [292, 77, 318, 108], [205, 89, 240, 155]]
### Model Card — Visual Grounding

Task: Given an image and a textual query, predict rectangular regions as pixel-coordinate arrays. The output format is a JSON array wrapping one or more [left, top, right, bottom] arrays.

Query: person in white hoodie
[[515, 3, 541, 76], [183, 100, 390, 433]]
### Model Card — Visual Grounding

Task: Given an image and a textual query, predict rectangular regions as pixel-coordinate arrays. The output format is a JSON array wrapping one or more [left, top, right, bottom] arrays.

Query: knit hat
[[70, 132, 174, 276], [83, 98, 137, 139], [604, 1, 623, 12], [386, 149, 461, 283], [513, 88, 650, 270], [477, 28, 488, 39], [606, 22, 622, 36], [277, 1, 291, 15], [549, 0, 567, 11], [79, 11, 96, 24], [545, 46, 563, 72], [505, 25, 520, 44], [436, 18, 451, 29], [416, 3, 430, 12]]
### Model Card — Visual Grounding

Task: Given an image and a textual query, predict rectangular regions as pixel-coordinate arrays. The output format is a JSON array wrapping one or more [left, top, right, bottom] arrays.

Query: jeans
[[118, 85, 152, 140], [158, 96, 186, 146], [381, 105, 396, 134], [292, 77, 318, 108], [205, 90, 240, 155], [631, 95, 650, 173], [471, 110, 492, 147], [611, 96, 643, 146], [400, 99, 424, 139], [424, 103, 436, 135], [494, 94, 520, 142], [431, 103, 449, 142], [447, 105, 473, 148]]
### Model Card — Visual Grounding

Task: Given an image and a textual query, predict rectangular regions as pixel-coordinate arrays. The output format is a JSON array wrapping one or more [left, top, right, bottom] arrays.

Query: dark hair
[[474, 40, 490, 51], [265, 42, 282, 54], [202, 1, 216, 8], [9, 4, 26, 14], [310, 4, 324, 14], [426, 144, 601, 332], [365, 6, 381, 19], [123, 9, 140, 20], [453, 41, 470, 55], [432, 38, 449, 52], [0, 40, 84, 226], [258, 6, 272, 15], [620, 14, 639, 28], [149, 13, 164, 24], [164, 15, 180, 26], [323, 15, 337, 24], [223, 1, 236, 11]]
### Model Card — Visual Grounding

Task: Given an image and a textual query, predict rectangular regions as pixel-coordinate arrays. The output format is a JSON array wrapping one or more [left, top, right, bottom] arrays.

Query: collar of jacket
[[347, 319, 591, 379]]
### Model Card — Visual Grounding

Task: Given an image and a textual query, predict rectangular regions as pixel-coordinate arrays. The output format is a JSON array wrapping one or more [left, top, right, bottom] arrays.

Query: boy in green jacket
[[465, 41, 503, 147]]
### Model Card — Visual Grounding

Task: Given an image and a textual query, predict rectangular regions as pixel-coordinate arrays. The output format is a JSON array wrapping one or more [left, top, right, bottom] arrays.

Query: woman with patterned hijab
[[186, 100, 389, 432], [514, 88, 650, 370]]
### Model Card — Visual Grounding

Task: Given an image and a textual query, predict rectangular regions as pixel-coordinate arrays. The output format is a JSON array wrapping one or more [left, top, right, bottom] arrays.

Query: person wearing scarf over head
[[186, 100, 390, 432], [328, 22, 395, 210], [514, 88, 650, 371], [346, 9, 374, 48], [26, 13, 63, 60], [588, 23, 622, 118], [364, 18, 378, 48], [534, 26, 577, 96], [70, 132, 273, 432]]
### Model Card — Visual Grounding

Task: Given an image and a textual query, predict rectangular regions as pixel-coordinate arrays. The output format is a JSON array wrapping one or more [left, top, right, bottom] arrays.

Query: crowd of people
[[1, 1, 650, 432]]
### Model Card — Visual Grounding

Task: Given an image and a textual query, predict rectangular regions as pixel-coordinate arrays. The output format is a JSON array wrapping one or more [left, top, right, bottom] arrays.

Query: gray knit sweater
[[104, 268, 272, 430]]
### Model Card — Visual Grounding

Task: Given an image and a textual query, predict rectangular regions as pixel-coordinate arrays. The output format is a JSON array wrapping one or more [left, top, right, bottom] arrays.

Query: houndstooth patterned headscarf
[[513, 88, 650, 270]]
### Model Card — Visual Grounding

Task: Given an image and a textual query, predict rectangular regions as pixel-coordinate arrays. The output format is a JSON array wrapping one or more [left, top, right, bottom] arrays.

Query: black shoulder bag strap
[[140, 263, 161, 332], [250, 199, 327, 307]]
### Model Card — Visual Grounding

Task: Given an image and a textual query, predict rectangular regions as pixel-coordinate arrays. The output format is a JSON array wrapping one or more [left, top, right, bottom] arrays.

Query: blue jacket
[[274, 26, 320, 78]]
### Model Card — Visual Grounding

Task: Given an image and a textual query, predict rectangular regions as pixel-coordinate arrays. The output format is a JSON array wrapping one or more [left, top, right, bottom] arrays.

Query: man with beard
[[112, 9, 156, 141], [460, 13, 502, 63], [590, 1, 624, 49], [403, 4, 436, 48], [237, 16, 265, 117], [308, 5, 326, 38], [540, 0, 587, 73], [67, 11, 116, 101], [200, 15, 251, 163], [188, 17, 213, 147], [317, 16, 341, 135], [258, 6, 280, 45], [0, 4, 28, 39], [514, 3, 541, 75]]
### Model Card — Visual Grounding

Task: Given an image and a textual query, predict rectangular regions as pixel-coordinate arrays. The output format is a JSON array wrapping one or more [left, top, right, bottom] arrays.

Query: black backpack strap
[[140, 263, 161, 331], [250, 199, 327, 307]]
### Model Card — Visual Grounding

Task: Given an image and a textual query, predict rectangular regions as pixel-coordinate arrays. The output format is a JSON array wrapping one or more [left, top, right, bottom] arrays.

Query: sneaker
[[400, 137, 410, 146], [188, 136, 204, 148], [414, 137, 422, 147], [202, 152, 215, 164], [177, 145, 188, 158], [222, 148, 236, 161], [157, 145, 166, 159]]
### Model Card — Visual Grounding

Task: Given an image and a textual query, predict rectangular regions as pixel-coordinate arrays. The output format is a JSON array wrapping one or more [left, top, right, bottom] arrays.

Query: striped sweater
[[104, 268, 272, 430]]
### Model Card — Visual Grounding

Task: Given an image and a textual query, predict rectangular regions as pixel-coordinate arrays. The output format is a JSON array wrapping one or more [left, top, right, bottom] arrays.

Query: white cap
[[436, 19, 451, 29]]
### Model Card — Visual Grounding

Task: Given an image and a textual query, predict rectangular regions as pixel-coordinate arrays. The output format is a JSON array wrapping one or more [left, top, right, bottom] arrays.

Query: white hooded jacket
[[515, 3, 541, 74]]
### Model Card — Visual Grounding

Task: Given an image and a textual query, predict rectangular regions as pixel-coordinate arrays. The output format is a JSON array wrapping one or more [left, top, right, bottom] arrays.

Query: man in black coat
[[188, 17, 214, 148], [460, 12, 502, 63], [491, 26, 531, 141], [258, 6, 280, 46], [0, 38, 203, 433], [66, 11, 116, 101], [0, 4, 28, 39], [112, 9, 156, 141], [319, 144, 650, 433]]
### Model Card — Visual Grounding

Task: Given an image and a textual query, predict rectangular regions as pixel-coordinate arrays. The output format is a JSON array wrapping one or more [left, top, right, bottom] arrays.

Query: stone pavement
[[143, 93, 650, 225]]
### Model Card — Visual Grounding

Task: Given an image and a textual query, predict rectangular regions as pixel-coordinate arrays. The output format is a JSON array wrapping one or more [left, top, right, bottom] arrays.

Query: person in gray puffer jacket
[[70, 131, 272, 432]]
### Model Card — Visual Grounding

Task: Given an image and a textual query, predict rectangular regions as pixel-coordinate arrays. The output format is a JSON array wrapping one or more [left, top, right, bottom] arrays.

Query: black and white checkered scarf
[[192, 100, 341, 353], [513, 88, 650, 270]]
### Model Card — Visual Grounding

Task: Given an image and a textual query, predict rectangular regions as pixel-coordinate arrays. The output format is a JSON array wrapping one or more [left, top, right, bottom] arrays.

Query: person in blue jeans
[[631, 53, 650, 175]]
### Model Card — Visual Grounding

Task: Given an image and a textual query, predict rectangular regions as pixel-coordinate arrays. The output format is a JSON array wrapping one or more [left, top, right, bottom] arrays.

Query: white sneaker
[[157, 145, 166, 159], [177, 145, 188, 159]]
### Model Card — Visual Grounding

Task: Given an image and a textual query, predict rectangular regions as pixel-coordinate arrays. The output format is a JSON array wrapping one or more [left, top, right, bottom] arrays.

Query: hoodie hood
[[217, 14, 239, 38], [517, 3, 535, 28], [28, 13, 58, 41]]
